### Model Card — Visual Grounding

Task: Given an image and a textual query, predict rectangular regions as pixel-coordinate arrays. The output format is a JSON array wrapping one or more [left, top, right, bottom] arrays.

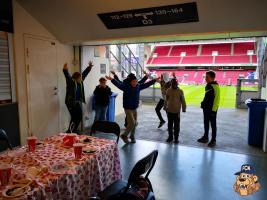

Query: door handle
[[54, 87, 58, 90]]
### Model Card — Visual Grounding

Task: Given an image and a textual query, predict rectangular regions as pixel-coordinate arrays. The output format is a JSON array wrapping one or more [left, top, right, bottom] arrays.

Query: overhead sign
[[98, 2, 199, 29], [0, 0, 13, 33]]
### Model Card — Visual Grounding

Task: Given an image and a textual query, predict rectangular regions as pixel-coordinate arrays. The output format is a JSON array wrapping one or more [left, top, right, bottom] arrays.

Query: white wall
[[12, 1, 75, 144], [81, 46, 124, 128]]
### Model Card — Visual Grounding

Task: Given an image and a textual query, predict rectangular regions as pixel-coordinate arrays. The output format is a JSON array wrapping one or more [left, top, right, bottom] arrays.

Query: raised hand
[[143, 70, 148, 76], [105, 75, 113, 81], [155, 77, 161, 82], [110, 70, 116, 75], [88, 61, 94, 68], [63, 63, 68, 70]]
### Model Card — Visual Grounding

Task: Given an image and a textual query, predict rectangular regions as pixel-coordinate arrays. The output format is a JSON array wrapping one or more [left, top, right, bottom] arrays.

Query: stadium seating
[[234, 42, 255, 55], [153, 46, 171, 56], [151, 57, 181, 64], [201, 43, 231, 55], [252, 55, 257, 63], [182, 56, 213, 64], [170, 45, 198, 56], [146, 41, 257, 65], [215, 55, 250, 64]]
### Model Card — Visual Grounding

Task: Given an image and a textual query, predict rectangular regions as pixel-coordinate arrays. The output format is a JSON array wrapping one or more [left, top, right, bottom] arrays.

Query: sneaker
[[166, 137, 173, 143], [197, 136, 209, 143], [120, 135, 129, 144], [208, 140, 216, 148], [158, 121, 166, 128], [130, 137, 136, 143]]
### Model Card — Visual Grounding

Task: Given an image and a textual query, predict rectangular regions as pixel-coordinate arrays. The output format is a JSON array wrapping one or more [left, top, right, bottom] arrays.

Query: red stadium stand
[[215, 55, 250, 64], [182, 56, 213, 64], [146, 57, 153, 64], [153, 46, 171, 56], [201, 43, 231, 55], [252, 55, 257, 63], [234, 42, 255, 55], [151, 57, 181, 64], [170, 45, 198, 56]]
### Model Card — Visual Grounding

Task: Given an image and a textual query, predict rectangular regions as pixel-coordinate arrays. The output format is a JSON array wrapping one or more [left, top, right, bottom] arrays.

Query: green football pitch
[[153, 84, 237, 108]]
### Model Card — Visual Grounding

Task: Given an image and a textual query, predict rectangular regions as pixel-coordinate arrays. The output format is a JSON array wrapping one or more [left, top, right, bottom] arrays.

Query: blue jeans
[[95, 106, 108, 121]]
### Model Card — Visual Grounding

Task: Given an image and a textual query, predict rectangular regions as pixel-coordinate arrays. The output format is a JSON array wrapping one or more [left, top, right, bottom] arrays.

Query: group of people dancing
[[63, 61, 220, 147]]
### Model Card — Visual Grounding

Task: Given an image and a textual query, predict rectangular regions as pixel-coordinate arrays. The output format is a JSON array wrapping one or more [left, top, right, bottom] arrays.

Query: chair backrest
[[126, 150, 158, 192], [0, 129, 12, 151], [90, 121, 121, 143]]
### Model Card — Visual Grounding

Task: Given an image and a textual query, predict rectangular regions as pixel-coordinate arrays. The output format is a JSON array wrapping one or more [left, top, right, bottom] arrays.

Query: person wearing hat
[[93, 77, 112, 121], [165, 78, 186, 143], [233, 164, 261, 196], [63, 61, 93, 133], [155, 72, 175, 129], [106, 74, 159, 143]]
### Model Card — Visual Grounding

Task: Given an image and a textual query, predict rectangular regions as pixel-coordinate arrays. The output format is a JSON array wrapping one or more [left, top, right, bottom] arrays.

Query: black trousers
[[67, 102, 82, 133], [167, 112, 180, 140], [203, 110, 217, 141], [155, 98, 165, 122]]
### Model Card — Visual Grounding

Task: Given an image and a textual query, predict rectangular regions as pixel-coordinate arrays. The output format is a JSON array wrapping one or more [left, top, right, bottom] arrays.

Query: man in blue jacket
[[111, 71, 149, 127], [106, 74, 158, 143]]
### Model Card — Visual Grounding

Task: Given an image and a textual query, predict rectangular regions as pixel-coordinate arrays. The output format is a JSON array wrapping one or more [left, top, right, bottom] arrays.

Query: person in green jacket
[[197, 71, 220, 147], [63, 61, 93, 133]]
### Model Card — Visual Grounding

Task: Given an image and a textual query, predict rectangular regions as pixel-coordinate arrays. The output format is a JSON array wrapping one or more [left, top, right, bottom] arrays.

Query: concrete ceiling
[[17, 0, 267, 45]]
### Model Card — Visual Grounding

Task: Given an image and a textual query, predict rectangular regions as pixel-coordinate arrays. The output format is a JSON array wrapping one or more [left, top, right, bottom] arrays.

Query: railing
[[109, 44, 144, 79]]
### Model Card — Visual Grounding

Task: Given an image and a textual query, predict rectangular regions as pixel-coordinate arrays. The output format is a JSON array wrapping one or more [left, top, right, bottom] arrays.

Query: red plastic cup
[[73, 143, 84, 160], [0, 164, 12, 186], [63, 134, 77, 147], [27, 136, 37, 152]]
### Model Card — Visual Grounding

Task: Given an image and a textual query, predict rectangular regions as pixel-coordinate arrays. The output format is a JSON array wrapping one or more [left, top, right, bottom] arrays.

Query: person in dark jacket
[[63, 62, 93, 133], [106, 74, 158, 144], [197, 71, 220, 147], [94, 77, 112, 121], [110, 71, 149, 127]]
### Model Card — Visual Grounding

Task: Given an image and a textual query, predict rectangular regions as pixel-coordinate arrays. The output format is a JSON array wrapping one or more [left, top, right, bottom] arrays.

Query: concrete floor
[[116, 104, 266, 156], [118, 139, 267, 200]]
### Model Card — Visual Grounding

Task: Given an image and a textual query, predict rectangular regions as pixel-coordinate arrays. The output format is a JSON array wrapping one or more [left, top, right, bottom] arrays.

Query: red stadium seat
[[201, 43, 231, 55], [234, 42, 255, 55], [153, 46, 171, 56], [252, 55, 257, 63], [170, 45, 198, 56], [182, 56, 213, 64], [215, 55, 250, 64], [151, 57, 181, 64]]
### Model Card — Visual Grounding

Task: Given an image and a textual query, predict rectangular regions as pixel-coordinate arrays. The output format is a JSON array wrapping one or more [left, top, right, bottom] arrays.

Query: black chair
[[95, 150, 159, 200], [0, 129, 12, 151], [90, 121, 120, 143]]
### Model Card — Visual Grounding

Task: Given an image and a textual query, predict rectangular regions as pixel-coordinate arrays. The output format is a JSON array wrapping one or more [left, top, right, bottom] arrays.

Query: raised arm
[[139, 79, 157, 90], [138, 70, 149, 84], [106, 75, 125, 91], [82, 61, 93, 80], [63, 63, 72, 84], [138, 75, 148, 84], [111, 71, 121, 83]]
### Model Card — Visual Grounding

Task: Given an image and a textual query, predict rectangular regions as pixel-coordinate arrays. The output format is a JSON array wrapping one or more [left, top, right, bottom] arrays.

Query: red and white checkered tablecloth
[[0, 134, 122, 200]]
